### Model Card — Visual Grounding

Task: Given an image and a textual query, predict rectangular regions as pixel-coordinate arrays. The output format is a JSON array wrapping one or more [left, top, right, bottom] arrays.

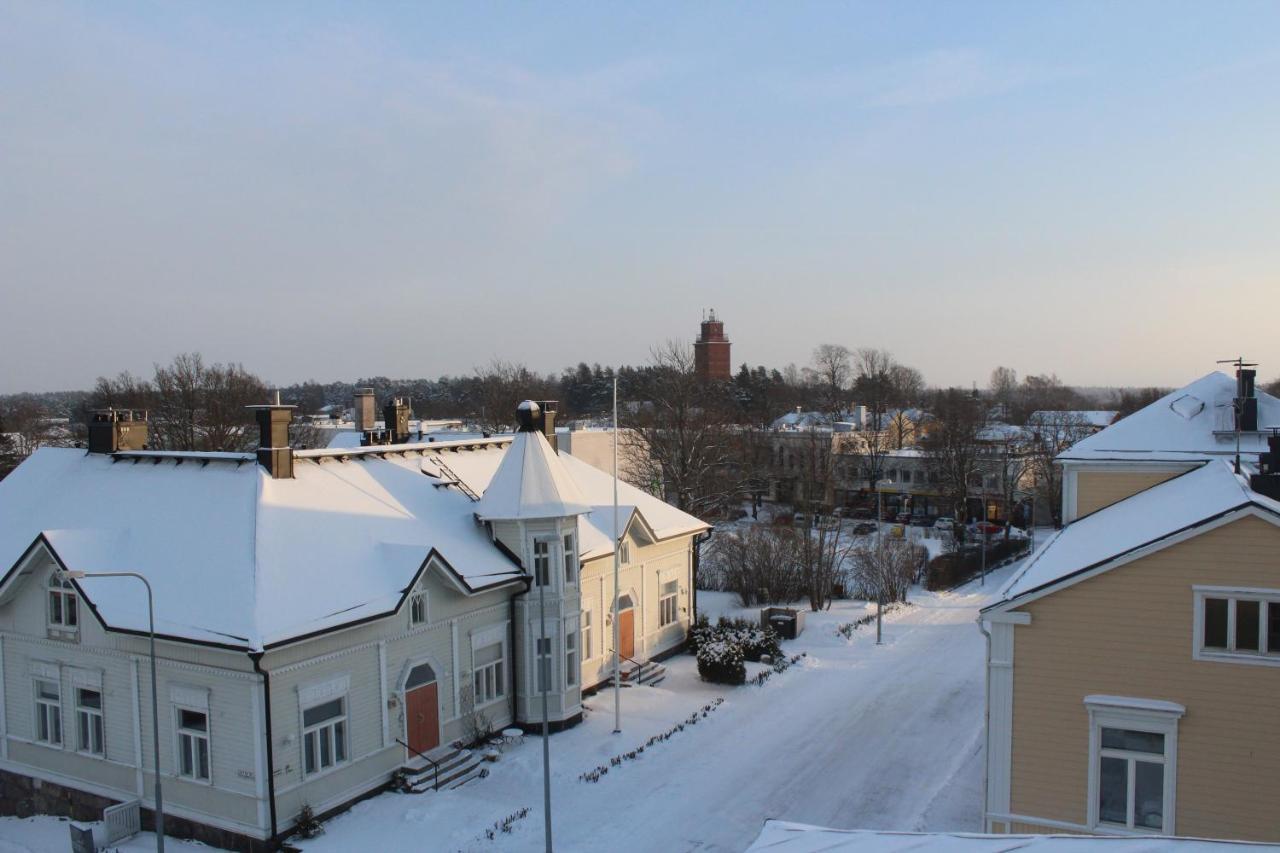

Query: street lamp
[[59, 570, 164, 852], [875, 477, 894, 645]]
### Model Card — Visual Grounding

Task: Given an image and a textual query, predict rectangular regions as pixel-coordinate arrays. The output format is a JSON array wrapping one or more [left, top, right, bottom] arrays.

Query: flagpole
[[612, 377, 622, 734]]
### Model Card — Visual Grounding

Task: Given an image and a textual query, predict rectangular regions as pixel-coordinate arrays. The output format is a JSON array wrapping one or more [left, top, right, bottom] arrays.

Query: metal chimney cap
[[516, 400, 541, 431]]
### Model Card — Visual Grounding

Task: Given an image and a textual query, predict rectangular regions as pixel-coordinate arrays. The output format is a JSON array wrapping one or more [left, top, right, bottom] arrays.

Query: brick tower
[[694, 309, 732, 382]]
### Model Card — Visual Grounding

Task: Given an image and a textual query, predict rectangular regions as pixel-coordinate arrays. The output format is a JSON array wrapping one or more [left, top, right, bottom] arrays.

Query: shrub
[[696, 639, 746, 684], [293, 804, 324, 839]]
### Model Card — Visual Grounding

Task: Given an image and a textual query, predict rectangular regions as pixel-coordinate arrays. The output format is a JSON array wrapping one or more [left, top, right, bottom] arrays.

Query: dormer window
[[619, 541, 631, 565], [48, 575, 78, 636]]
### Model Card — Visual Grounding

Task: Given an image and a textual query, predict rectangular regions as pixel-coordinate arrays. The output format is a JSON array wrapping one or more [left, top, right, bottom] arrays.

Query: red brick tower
[[694, 309, 732, 382]]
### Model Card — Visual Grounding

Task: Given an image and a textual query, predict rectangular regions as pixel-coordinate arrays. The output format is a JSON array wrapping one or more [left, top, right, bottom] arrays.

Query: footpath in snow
[[0, 564, 1017, 853]]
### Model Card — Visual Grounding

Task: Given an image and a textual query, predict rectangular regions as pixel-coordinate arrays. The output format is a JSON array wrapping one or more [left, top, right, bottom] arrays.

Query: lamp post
[[59, 570, 163, 852], [875, 478, 894, 645]]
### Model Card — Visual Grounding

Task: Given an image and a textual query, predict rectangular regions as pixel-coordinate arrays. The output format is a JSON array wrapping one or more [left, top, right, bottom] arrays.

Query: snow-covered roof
[[0, 436, 708, 650], [0, 446, 526, 651], [770, 411, 834, 431], [991, 459, 1278, 607], [475, 429, 590, 521], [1059, 373, 1280, 464], [978, 422, 1031, 442], [745, 820, 1280, 851], [1028, 410, 1118, 429]]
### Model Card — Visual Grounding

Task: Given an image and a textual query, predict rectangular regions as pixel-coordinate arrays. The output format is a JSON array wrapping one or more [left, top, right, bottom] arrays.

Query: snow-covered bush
[[696, 639, 746, 684], [715, 616, 782, 662], [293, 804, 324, 838]]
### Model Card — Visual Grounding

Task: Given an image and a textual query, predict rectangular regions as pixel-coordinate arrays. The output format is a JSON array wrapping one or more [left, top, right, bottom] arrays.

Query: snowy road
[[290, 566, 1015, 853]]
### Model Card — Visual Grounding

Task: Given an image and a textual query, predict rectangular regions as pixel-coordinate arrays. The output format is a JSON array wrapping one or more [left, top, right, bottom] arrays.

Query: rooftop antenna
[[1217, 356, 1258, 475]]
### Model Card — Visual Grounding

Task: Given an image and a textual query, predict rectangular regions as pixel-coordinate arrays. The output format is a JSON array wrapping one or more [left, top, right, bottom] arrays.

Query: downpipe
[[976, 615, 992, 833]]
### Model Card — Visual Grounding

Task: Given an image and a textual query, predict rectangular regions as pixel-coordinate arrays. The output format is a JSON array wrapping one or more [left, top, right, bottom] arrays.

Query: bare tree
[[986, 424, 1032, 540], [710, 525, 802, 606], [922, 389, 989, 522], [623, 341, 738, 517], [795, 519, 849, 611], [1025, 411, 1094, 527], [849, 539, 922, 604], [808, 344, 852, 417], [989, 366, 1019, 420], [470, 359, 554, 433]]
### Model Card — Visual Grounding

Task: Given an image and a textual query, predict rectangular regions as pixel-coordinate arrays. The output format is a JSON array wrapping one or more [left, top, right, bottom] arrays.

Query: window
[[48, 575, 78, 632], [563, 534, 576, 585], [1085, 697, 1180, 835], [901, 470, 912, 484], [176, 708, 211, 781], [472, 642, 505, 706], [34, 679, 61, 745], [76, 688, 104, 756], [565, 630, 578, 687], [1194, 587, 1280, 664], [535, 637, 552, 693], [619, 541, 631, 565], [409, 590, 428, 626], [582, 608, 593, 660], [659, 580, 678, 627], [533, 540, 551, 587], [302, 698, 347, 776]]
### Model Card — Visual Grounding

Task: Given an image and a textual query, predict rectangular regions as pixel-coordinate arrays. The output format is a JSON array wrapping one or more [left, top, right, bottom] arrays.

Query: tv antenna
[[1217, 356, 1258, 475]]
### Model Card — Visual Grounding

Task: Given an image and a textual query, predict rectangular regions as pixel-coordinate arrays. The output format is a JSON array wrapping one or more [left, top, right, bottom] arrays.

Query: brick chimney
[[354, 388, 376, 432], [531, 400, 559, 451], [248, 392, 295, 479], [86, 408, 148, 454], [383, 397, 412, 444]]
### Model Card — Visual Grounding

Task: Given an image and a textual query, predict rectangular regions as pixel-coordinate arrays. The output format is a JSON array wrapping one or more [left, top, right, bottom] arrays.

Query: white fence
[[104, 799, 142, 844]]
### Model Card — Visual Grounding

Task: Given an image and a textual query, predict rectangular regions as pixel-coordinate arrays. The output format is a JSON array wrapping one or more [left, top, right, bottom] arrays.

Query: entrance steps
[[401, 745, 486, 792], [605, 658, 667, 688]]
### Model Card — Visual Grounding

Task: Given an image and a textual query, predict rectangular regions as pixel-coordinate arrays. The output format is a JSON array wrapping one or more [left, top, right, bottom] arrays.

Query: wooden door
[[618, 609, 635, 659], [406, 683, 440, 755]]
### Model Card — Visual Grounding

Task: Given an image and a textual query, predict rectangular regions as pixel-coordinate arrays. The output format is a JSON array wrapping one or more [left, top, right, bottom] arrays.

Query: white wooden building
[[0, 401, 708, 850]]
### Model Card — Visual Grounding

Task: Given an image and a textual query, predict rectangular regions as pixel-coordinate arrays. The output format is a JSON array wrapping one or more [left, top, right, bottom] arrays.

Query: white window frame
[[34, 678, 63, 747], [47, 575, 79, 637], [659, 579, 679, 627], [301, 695, 349, 778], [565, 628, 578, 687], [409, 588, 429, 626], [619, 541, 631, 565], [471, 640, 506, 707], [75, 687, 105, 757], [582, 607, 594, 661], [1085, 697, 1182, 835], [533, 538, 554, 587], [563, 533, 577, 586], [174, 706, 212, 783], [534, 634, 553, 694], [1192, 585, 1280, 667]]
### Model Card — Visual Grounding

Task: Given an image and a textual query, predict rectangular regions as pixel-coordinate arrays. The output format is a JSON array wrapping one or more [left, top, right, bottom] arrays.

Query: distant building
[[693, 309, 731, 382]]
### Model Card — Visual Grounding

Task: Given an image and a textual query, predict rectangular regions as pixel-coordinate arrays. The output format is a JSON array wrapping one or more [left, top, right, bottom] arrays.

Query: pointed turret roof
[[475, 405, 590, 521]]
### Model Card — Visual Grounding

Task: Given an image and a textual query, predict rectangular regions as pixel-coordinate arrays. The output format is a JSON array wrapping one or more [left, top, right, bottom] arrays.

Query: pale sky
[[3, 1, 1279, 393]]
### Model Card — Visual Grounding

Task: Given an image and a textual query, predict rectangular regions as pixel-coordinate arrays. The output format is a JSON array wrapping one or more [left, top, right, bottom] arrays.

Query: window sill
[[1194, 649, 1280, 668]]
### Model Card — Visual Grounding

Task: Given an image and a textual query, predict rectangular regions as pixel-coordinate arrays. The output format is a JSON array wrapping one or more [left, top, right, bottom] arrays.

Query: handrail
[[395, 738, 440, 790], [608, 651, 647, 681]]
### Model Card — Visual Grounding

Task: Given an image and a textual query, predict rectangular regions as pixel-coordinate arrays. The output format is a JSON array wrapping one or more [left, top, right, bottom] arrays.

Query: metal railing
[[395, 738, 441, 790]]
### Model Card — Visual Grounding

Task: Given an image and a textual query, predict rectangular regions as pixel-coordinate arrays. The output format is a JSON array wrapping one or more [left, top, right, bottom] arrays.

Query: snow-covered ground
[[0, 566, 1016, 853], [294, 563, 1017, 853], [0, 816, 208, 852]]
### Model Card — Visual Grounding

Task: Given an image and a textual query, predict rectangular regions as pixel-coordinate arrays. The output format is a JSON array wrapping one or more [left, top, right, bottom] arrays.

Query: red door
[[406, 683, 440, 755], [618, 609, 635, 659]]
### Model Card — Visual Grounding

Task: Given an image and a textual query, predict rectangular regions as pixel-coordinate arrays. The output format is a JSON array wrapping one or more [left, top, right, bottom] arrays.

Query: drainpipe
[[249, 652, 279, 843], [508, 593, 520, 725], [976, 615, 992, 833], [692, 529, 713, 620]]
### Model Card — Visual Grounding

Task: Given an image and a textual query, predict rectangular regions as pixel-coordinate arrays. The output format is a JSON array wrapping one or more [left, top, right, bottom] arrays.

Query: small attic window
[[1169, 394, 1204, 420], [410, 590, 428, 626], [48, 575, 79, 636]]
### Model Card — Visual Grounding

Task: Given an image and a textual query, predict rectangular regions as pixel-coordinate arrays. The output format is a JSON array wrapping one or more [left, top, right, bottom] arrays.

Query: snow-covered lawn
[[0, 566, 1016, 853], [0, 816, 208, 852]]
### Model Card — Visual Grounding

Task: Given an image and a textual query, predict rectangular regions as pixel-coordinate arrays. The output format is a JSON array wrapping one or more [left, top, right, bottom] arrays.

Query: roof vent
[[247, 394, 295, 479], [1169, 394, 1204, 420], [86, 408, 148, 454]]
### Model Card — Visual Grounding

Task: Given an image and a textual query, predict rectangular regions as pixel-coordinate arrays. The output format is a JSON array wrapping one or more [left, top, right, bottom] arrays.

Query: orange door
[[406, 683, 440, 755], [619, 609, 635, 659]]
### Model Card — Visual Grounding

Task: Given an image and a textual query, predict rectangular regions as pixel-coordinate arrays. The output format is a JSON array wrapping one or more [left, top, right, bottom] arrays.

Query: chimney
[[87, 408, 148, 454], [354, 388, 376, 432], [383, 396, 412, 444], [1250, 430, 1280, 501], [1237, 369, 1259, 432], [531, 400, 558, 451], [248, 391, 295, 479]]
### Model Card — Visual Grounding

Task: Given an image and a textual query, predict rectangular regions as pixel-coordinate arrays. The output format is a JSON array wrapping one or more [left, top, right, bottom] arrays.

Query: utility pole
[[612, 377, 622, 735], [538, 578, 553, 853]]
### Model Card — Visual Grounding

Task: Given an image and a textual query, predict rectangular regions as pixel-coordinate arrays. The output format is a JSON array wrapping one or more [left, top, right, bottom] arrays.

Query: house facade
[[0, 400, 707, 850], [980, 370, 1280, 842]]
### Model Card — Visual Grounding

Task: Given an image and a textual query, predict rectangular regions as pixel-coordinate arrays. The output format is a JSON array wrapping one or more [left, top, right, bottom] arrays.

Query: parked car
[[934, 516, 956, 532], [971, 521, 1003, 536], [793, 512, 809, 527], [852, 522, 877, 536], [894, 512, 912, 524]]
